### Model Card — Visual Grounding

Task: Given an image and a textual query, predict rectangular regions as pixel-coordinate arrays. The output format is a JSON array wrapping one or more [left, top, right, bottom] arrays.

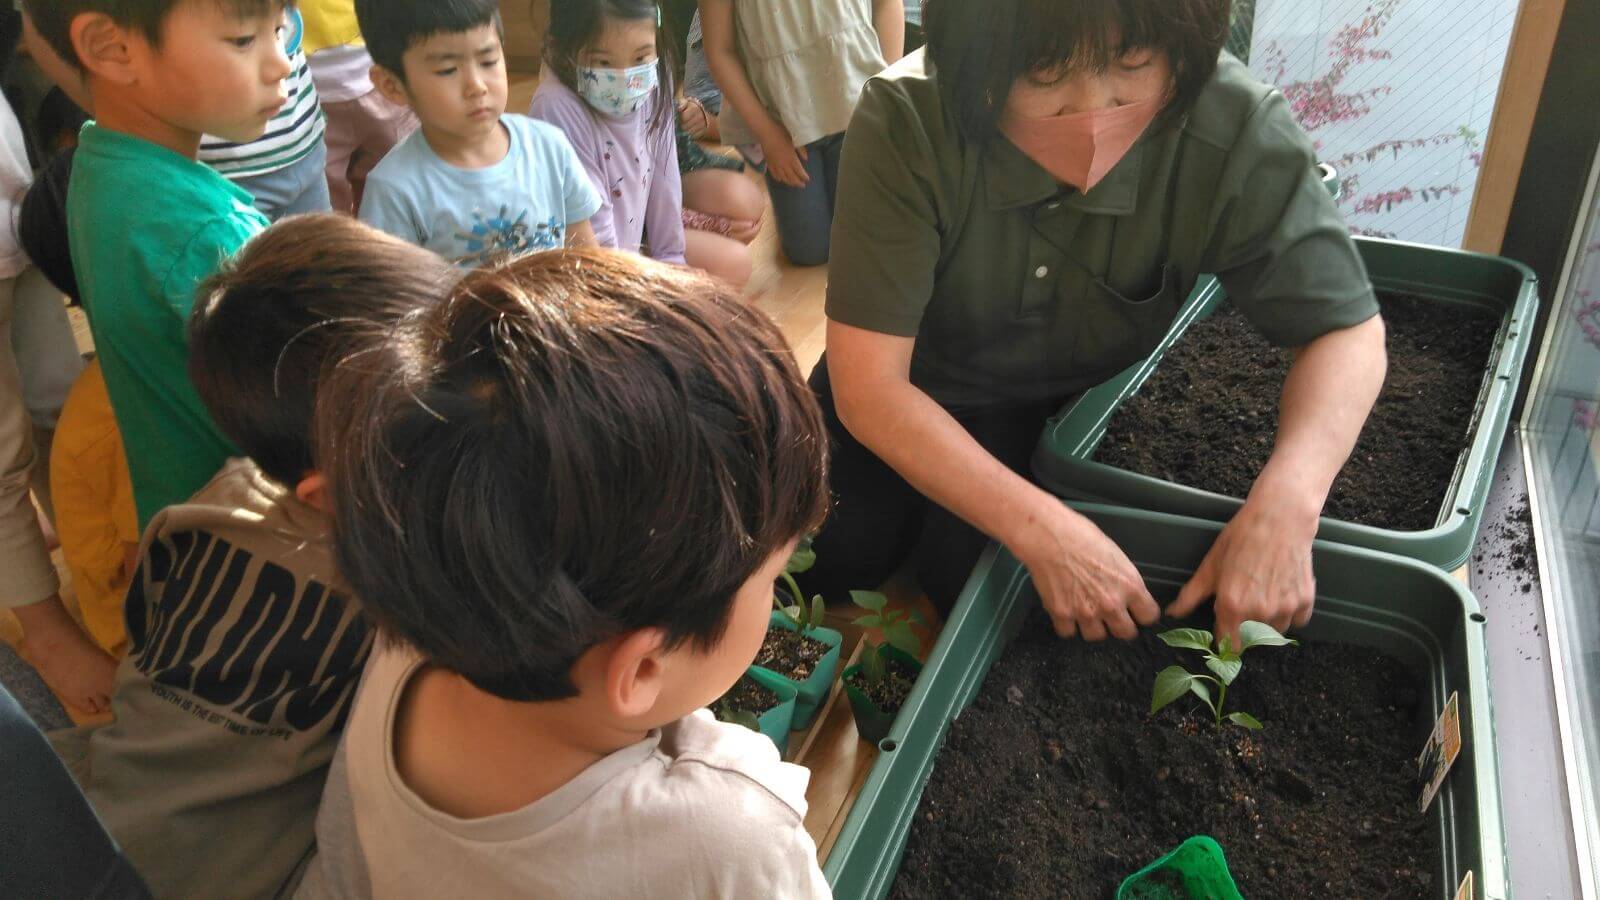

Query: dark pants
[[765, 132, 845, 267], [798, 357, 1065, 615], [0, 684, 151, 899]]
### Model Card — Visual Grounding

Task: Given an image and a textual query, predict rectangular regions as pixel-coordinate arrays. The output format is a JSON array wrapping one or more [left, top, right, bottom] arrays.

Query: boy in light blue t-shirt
[[355, 0, 600, 266]]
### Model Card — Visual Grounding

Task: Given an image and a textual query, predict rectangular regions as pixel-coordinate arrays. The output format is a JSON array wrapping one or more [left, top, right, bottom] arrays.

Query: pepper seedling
[[1150, 621, 1297, 730], [774, 538, 826, 633], [713, 699, 761, 733], [851, 590, 924, 685]]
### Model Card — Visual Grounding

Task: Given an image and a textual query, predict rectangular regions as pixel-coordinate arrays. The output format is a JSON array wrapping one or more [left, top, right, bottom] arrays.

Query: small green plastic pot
[[1116, 836, 1243, 900], [754, 611, 843, 731], [1317, 162, 1341, 200], [842, 645, 923, 746], [738, 666, 799, 755]]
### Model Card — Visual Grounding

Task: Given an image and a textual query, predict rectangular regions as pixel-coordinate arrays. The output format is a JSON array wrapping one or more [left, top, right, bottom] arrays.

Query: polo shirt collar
[[984, 131, 1147, 216]]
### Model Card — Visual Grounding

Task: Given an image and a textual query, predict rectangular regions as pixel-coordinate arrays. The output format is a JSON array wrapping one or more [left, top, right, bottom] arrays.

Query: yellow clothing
[[50, 361, 138, 656], [300, 0, 363, 55]]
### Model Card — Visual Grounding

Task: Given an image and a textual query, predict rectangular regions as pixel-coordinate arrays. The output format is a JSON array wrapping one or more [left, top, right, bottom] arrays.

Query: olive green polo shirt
[[826, 51, 1379, 410]]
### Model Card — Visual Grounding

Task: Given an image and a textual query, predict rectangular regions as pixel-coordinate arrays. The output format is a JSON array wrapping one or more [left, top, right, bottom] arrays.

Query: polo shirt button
[[1034, 266, 1050, 279]]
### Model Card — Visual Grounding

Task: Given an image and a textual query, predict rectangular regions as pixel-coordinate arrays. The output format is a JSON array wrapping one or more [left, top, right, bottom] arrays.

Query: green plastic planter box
[[754, 611, 843, 731], [740, 666, 798, 755], [823, 503, 1506, 900], [1032, 237, 1540, 571], [841, 645, 924, 745]]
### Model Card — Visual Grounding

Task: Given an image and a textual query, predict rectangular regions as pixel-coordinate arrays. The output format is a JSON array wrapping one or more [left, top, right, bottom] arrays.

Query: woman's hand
[[1166, 315, 1386, 646], [1007, 500, 1162, 641], [760, 124, 811, 188], [1166, 480, 1318, 647]]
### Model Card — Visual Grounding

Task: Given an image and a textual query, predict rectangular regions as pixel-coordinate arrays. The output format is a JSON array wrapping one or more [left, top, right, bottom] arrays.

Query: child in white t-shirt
[[354, 0, 600, 265], [298, 248, 833, 899]]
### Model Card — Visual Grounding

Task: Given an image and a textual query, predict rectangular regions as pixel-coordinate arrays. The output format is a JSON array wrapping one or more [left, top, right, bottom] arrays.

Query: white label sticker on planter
[[1454, 870, 1473, 900], [1417, 691, 1462, 814]]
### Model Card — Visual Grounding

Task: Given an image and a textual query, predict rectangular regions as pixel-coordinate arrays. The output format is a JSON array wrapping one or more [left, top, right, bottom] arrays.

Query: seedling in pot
[[713, 699, 761, 733], [846, 591, 926, 719], [772, 537, 828, 633], [716, 672, 782, 726], [1150, 621, 1297, 730], [850, 590, 924, 661]]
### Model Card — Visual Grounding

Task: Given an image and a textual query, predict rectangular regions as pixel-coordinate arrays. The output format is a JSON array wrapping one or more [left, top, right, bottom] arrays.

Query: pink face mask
[[999, 97, 1163, 193]]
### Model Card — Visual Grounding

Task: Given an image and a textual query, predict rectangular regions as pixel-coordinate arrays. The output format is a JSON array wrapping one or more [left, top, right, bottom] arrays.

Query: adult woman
[[802, 0, 1387, 645]]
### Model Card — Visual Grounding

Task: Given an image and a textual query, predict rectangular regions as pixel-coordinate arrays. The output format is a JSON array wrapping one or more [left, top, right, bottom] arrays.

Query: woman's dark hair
[[316, 248, 829, 703], [924, 0, 1231, 142], [354, 0, 502, 83], [545, 0, 676, 134], [17, 149, 78, 304], [189, 215, 458, 488]]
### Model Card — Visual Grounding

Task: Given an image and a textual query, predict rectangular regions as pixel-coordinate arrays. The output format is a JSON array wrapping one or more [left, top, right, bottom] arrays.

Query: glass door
[[1523, 143, 1600, 896]]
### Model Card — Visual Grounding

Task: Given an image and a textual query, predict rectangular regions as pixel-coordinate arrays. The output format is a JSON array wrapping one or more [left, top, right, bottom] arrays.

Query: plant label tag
[[1454, 870, 1473, 900], [1417, 691, 1462, 814]]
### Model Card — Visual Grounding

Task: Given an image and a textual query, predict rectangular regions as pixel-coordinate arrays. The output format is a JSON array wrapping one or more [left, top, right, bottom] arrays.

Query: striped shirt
[[199, 8, 326, 178]]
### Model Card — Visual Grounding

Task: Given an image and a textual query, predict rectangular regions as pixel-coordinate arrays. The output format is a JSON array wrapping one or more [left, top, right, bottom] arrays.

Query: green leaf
[[1151, 666, 1196, 714], [1188, 677, 1216, 715], [1226, 711, 1264, 730], [778, 603, 803, 627], [1158, 628, 1214, 653], [1237, 621, 1299, 653], [731, 710, 761, 732], [1205, 655, 1242, 685], [854, 613, 883, 629], [808, 595, 826, 631], [785, 544, 816, 574], [883, 621, 920, 658], [850, 590, 888, 612]]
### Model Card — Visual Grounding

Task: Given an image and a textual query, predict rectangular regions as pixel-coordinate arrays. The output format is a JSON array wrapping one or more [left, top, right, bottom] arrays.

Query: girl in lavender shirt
[[536, 0, 755, 288]]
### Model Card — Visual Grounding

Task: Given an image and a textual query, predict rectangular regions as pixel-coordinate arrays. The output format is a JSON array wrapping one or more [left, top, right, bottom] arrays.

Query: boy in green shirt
[[22, 0, 287, 529]]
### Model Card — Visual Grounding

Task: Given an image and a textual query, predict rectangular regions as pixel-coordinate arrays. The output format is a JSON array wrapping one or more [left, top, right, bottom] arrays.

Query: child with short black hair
[[21, 0, 283, 527], [51, 215, 454, 900], [355, 0, 601, 265], [298, 249, 833, 898], [532, 0, 760, 289]]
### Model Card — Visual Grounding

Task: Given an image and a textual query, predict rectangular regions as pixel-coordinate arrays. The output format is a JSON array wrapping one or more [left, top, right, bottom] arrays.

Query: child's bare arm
[[697, 0, 810, 188], [874, 0, 906, 65], [566, 219, 598, 249]]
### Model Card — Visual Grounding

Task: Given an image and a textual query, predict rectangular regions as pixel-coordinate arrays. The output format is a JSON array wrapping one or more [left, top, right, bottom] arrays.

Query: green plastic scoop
[[1115, 836, 1244, 900]]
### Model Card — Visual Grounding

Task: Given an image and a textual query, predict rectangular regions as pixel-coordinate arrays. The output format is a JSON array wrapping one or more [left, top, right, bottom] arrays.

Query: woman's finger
[[1079, 616, 1108, 642]]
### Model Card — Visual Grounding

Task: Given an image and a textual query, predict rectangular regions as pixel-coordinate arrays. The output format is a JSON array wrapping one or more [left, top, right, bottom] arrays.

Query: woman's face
[[1003, 47, 1173, 120]]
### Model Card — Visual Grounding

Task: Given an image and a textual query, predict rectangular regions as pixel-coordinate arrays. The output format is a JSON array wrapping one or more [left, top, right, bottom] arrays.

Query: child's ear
[[370, 65, 411, 109], [70, 13, 138, 87], [294, 472, 331, 514], [602, 628, 670, 720]]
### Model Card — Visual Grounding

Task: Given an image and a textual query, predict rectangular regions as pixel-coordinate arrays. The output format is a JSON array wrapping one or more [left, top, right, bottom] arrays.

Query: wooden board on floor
[[800, 578, 938, 862], [800, 641, 874, 858]]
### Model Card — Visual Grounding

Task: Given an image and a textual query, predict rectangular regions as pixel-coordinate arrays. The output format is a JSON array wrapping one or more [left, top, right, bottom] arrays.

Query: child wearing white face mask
[[532, 0, 717, 277]]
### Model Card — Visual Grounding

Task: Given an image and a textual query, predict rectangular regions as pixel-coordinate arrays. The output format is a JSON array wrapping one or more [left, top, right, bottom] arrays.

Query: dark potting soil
[[719, 674, 779, 716], [754, 627, 830, 682], [891, 616, 1438, 899], [1096, 294, 1499, 531], [845, 653, 917, 715]]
